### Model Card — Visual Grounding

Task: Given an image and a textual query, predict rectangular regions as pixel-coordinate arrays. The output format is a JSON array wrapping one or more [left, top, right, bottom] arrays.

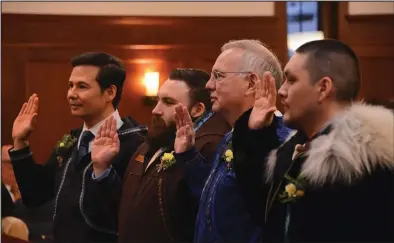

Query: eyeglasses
[[211, 70, 252, 81]]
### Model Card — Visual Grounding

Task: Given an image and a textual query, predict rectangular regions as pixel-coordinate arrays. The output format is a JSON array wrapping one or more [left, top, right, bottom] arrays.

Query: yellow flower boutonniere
[[55, 134, 77, 167], [157, 151, 176, 172], [224, 149, 233, 162], [221, 138, 233, 169], [279, 174, 306, 203], [222, 148, 233, 169]]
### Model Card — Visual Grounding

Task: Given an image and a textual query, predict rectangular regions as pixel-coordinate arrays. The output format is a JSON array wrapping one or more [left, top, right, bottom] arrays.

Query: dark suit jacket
[[9, 117, 146, 243], [118, 113, 231, 243]]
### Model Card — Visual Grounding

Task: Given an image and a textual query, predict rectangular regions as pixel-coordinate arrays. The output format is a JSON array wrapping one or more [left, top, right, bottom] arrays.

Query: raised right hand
[[12, 94, 39, 148], [248, 72, 277, 130], [174, 104, 195, 154], [91, 116, 120, 177]]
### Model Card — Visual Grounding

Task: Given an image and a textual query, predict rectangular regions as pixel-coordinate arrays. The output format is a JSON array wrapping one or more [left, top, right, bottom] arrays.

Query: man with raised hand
[[93, 68, 230, 243], [174, 40, 291, 243], [9, 52, 146, 243], [234, 39, 394, 242]]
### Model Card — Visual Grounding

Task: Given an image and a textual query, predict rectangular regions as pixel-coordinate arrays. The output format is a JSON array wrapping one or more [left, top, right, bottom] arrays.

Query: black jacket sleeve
[[232, 109, 282, 226], [9, 146, 60, 208]]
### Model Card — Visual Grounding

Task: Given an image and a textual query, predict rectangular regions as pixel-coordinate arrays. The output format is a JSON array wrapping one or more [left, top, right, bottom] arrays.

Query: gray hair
[[221, 39, 283, 89]]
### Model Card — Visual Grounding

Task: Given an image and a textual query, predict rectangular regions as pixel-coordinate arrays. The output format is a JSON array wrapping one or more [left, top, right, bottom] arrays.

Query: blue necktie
[[78, 131, 94, 161]]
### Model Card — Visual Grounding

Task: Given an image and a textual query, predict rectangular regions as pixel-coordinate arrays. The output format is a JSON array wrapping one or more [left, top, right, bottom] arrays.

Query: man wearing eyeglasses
[[174, 39, 291, 243]]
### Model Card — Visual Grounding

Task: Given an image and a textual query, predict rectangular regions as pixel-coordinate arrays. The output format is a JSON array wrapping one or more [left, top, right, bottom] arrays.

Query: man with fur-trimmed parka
[[233, 39, 394, 242]]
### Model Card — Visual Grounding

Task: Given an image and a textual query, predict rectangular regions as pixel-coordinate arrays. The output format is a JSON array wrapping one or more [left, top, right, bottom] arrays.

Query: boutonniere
[[55, 134, 77, 167], [221, 141, 233, 169], [279, 174, 306, 203], [157, 151, 176, 172], [222, 149, 233, 167]]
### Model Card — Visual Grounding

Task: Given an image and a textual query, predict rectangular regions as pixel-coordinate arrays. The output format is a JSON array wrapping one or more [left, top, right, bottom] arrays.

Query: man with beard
[[92, 68, 230, 243]]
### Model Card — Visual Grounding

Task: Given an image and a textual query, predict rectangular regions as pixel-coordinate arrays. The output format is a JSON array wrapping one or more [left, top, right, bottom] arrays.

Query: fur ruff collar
[[266, 103, 394, 186]]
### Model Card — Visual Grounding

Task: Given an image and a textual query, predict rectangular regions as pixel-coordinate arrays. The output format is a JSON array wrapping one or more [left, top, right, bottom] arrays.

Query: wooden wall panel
[[1, 2, 287, 163], [25, 62, 81, 163], [338, 2, 394, 101], [1, 47, 28, 147], [357, 57, 394, 100]]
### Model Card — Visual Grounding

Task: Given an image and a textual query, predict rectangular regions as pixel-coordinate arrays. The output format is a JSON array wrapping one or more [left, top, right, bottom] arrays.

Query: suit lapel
[[265, 133, 308, 221], [128, 143, 150, 176], [265, 146, 295, 220]]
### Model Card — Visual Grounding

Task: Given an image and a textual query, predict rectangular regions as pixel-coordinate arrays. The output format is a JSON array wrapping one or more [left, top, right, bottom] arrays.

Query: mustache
[[148, 115, 176, 149], [150, 116, 169, 134], [151, 115, 165, 126]]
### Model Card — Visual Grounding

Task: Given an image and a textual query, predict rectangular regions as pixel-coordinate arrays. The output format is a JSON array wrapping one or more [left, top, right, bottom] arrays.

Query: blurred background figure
[[2, 148, 29, 243], [2, 217, 29, 242], [2, 182, 15, 218], [2, 144, 53, 242]]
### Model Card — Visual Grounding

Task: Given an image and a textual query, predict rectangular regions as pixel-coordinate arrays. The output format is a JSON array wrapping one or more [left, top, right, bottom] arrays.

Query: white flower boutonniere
[[157, 151, 176, 172]]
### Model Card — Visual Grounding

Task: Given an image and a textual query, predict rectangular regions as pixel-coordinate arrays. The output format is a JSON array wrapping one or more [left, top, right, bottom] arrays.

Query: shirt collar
[[81, 110, 124, 138]]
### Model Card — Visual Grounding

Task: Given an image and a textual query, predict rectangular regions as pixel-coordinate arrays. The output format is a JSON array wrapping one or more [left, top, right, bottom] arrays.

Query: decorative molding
[[348, 2, 394, 16], [1, 3, 288, 163], [1, 2, 275, 16], [345, 14, 394, 22]]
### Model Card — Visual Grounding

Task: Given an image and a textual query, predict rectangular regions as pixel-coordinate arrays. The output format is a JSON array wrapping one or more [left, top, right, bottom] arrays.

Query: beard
[[147, 115, 177, 151]]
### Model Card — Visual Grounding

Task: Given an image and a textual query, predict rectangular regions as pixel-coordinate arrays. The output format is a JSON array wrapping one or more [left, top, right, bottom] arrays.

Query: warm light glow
[[143, 72, 159, 96], [288, 31, 325, 52]]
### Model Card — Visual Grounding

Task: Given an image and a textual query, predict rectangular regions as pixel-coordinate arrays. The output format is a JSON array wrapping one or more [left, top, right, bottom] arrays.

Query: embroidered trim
[[200, 131, 233, 198], [53, 156, 73, 221], [200, 131, 233, 232], [79, 162, 118, 235], [118, 125, 148, 136], [157, 177, 173, 241], [193, 111, 214, 132], [206, 170, 227, 233]]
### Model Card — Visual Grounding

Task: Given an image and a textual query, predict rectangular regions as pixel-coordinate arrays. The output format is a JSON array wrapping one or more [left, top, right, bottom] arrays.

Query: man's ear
[[315, 77, 334, 103], [190, 102, 206, 119], [245, 73, 259, 96], [104, 85, 117, 103]]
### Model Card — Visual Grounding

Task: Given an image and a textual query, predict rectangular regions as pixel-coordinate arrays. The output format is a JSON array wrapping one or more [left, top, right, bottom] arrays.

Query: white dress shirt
[[77, 109, 124, 151], [77, 110, 124, 181]]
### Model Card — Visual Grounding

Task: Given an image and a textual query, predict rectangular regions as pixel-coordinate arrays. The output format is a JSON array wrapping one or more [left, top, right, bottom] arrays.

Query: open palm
[[174, 104, 195, 153], [91, 116, 119, 169], [12, 94, 39, 142], [248, 71, 277, 130]]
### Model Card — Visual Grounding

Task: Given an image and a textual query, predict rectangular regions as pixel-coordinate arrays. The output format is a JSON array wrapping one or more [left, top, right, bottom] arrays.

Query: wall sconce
[[142, 72, 159, 106]]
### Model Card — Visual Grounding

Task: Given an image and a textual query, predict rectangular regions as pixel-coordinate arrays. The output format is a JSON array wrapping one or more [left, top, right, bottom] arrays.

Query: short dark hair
[[168, 68, 212, 111], [71, 52, 126, 108], [296, 39, 361, 102]]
